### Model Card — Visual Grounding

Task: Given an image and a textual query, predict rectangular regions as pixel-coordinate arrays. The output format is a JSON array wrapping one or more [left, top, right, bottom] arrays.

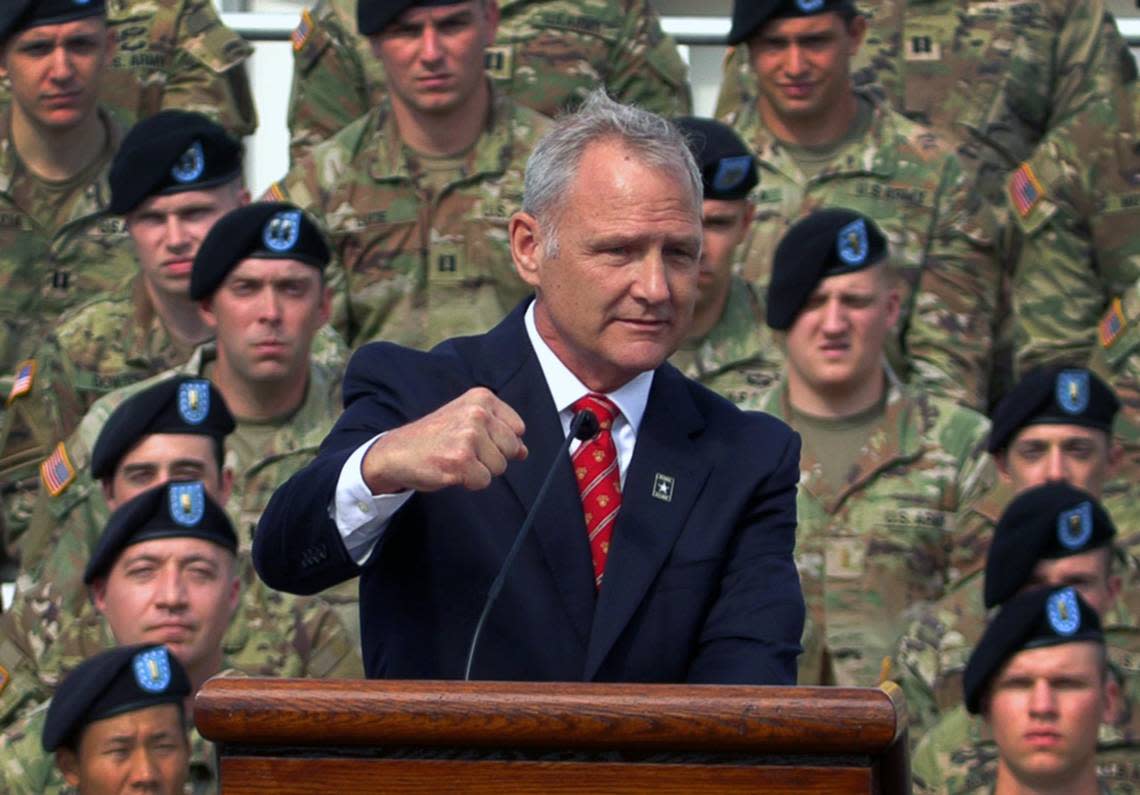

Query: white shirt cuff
[[333, 433, 413, 565]]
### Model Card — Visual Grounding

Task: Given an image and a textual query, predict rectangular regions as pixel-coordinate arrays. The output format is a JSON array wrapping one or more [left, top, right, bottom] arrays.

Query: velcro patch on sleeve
[[1009, 162, 1044, 218], [40, 442, 77, 497], [292, 8, 315, 53], [6, 359, 35, 404], [1100, 297, 1127, 349]]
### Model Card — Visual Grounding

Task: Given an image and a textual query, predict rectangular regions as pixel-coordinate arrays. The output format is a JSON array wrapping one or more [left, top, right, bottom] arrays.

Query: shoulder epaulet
[[6, 359, 35, 404], [40, 442, 77, 497]]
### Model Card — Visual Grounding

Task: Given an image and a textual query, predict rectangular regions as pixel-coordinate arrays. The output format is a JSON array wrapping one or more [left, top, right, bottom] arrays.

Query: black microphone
[[463, 408, 600, 680]]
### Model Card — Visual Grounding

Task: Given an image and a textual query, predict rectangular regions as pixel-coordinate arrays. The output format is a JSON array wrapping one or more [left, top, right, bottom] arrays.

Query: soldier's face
[[747, 13, 865, 130], [1024, 550, 1121, 619], [56, 704, 189, 795], [370, 0, 499, 119], [0, 18, 112, 131], [998, 425, 1118, 497], [93, 537, 240, 680], [104, 434, 231, 510], [985, 642, 1116, 790], [693, 198, 753, 325], [126, 183, 249, 300], [510, 140, 703, 392], [784, 266, 900, 398], [199, 258, 331, 386]]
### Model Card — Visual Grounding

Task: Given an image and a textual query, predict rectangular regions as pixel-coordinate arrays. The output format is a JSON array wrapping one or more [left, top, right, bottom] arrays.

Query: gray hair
[[521, 90, 703, 256]]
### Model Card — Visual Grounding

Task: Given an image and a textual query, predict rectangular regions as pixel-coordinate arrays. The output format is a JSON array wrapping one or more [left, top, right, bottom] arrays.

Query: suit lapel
[[584, 366, 710, 679]]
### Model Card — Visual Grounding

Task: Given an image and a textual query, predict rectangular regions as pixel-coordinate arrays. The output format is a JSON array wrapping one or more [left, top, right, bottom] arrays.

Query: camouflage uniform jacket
[[0, 0, 258, 138], [285, 0, 690, 162], [714, 0, 1134, 206], [0, 342, 362, 732], [753, 378, 995, 686], [732, 92, 1001, 411], [0, 110, 135, 375], [269, 88, 549, 350], [911, 625, 1140, 794], [668, 277, 782, 405]]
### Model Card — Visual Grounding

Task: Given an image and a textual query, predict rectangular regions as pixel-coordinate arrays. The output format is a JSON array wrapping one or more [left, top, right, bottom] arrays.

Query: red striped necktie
[[570, 394, 622, 588]]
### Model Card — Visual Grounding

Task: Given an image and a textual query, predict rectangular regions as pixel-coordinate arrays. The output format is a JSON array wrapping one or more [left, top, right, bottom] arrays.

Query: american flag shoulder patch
[[1100, 297, 1127, 349], [41, 442, 77, 497], [265, 182, 287, 202], [1009, 162, 1044, 218], [6, 359, 35, 404], [0, 664, 9, 697], [292, 9, 314, 53]]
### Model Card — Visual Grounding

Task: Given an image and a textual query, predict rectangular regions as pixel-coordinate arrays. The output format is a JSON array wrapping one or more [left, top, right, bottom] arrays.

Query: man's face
[[126, 184, 248, 301], [997, 425, 1117, 497], [747, 12, 865, 129], [370, 0, 498, 118], [103, 433, 230, 510], [56, 704, 188, 795], [694, 198, 753, 320], [1024, 550, 1121, 618], [199, 259, 330, 385], [512, 139, 703, 392], [784, 265, 900, 397], [986, 642, 1116, 790], [92, 537, 240, 674], [0, 18, 111, 131]]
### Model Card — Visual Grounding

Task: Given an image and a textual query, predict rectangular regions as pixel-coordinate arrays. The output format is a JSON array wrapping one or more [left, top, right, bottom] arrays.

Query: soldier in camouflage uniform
[[2, 644, 195, 794], [0, 0, 137, 376], [910, 489, 1137, 795], [268, 0, 551, 350], [668, 117, 782, 403], [714, 0, 1133, 209], [0, 0, 257, 139], [286, 0, 689, 163], [747, 209, 993, 687], [719, 0, 1001, 412]]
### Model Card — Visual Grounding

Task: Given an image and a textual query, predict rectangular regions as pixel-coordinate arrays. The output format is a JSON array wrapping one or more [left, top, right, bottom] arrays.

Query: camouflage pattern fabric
[[0, 0, 258, 138], [749, 378, 995, 686], [911, 625, 1140, 794], [668, 277, 782, 405], [0, 111, 135, 377], [713, 0, 1134, 208], [286, 0, 690, 162], [730, 92, 1001, 411], [0, 342, 363, 732], [269, 89, 549, 349]]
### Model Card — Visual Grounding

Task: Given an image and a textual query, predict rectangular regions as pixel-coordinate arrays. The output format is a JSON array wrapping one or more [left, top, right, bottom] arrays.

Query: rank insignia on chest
[[6, 359, 35, 404], [1099, 298, 1126, 349], [1009, 162, 1044, 218], [40, 442, 77, 497], [905, 35, 941, 61], [484, 45, 513, 80]]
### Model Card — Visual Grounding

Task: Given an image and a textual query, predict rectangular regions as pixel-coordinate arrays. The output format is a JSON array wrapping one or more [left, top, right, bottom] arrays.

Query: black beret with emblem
[[964, 586, 1103, 714], [357, 0, 466, 36], [727, 0, 857, 45], [42, 644, 191, 751], [109, 111, 243, 215], [90, 377, 235, 481], [674, 116, 758, 201], [84, 480, 237, 584], [987, 366, 1119, 453], [766, 208, 888, 330], [984, 483, 1117, 608], [189, 202, 329, 300], [0, 0, 106, 42]]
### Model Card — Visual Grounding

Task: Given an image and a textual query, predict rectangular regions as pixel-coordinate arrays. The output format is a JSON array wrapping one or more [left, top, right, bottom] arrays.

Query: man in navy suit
[[253, 90, 805, 684]]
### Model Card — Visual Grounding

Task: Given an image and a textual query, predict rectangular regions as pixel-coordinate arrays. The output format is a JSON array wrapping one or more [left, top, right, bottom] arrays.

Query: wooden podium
[[195, 679, 909, 794]]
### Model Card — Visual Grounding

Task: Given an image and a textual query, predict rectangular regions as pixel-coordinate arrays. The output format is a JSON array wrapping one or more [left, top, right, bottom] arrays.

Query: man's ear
[[509, 211, 544, 289], [56, 748, 82, 786]]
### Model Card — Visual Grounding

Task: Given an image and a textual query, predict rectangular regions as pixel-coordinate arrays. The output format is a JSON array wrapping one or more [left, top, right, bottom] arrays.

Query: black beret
[[964, 586, 1103, 714], [84, 480, 237, 584], [988, 367, 1119, 453], [90, 377, 234, 481], [358, 0, 465, 36], [984, 483, 1116, 608], [727, 0, 857, 45], [0, 0, 105, 41], [766, 208, 888, 330], [674, 116, 758, 201], [109, 111, 243, 215], [42, 644, 191, 752], [189, 203, 330, 300]]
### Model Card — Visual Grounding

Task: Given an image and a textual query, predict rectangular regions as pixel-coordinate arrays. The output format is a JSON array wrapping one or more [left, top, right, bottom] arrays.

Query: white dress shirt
[[333, 302, 654, 564]]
